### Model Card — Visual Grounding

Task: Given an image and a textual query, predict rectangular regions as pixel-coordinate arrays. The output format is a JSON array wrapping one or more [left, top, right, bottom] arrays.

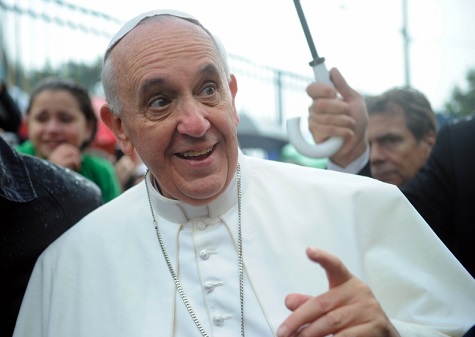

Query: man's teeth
[[181, 147, 213, 158]]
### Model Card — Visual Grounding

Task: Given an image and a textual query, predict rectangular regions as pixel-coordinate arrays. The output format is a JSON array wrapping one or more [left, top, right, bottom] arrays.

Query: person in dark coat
[[0, 136, 102, 337], [401, 114, 475, 278]]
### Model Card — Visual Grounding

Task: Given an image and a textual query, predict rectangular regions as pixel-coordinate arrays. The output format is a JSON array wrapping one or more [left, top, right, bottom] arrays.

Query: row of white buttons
[[193, 218, 233, 328]]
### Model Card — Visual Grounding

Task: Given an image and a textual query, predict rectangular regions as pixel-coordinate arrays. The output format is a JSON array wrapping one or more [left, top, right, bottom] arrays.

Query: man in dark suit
[[0, 137, 103, 337], [305, 68, 474, 279], [401, 115, 475, 278]]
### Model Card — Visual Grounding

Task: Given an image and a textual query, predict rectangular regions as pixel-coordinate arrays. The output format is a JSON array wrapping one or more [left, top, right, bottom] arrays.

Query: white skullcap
[[106, 9, 198, 57]]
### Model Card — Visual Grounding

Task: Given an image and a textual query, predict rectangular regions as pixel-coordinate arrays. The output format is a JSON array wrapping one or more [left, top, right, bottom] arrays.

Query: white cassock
[[13, 150, 475, 337]]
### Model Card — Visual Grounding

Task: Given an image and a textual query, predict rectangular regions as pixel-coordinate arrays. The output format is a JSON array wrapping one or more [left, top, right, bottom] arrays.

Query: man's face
[[103, 18, 240, 205], [367, 113, 431, 187]]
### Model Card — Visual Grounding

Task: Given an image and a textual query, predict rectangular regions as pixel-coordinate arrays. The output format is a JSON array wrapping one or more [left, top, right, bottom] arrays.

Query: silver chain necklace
[[145, 164, 245, 337]]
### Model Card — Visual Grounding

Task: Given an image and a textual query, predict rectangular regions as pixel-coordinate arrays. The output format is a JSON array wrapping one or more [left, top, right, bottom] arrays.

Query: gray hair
[[365, 86, 437, 141], [101, 11, 231, 116]]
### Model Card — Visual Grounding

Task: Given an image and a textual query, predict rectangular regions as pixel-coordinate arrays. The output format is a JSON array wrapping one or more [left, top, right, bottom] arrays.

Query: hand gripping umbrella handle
[[286, 63, 343, 158], [287, 0, 343, 158]]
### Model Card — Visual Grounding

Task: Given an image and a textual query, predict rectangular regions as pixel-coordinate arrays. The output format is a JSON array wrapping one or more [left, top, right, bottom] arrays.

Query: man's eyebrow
[[200, 63, 220, 77], [375, 133, 404, 142], [139, 78, 165, 97], [137, 64, 222, 98]]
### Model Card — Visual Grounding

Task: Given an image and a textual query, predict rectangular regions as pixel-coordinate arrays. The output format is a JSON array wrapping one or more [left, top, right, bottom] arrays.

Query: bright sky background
[[87, 0, 475, 113], [3, 0, 475, 114]]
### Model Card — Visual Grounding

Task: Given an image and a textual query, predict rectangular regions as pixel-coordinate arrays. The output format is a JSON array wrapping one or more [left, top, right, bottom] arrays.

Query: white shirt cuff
[[326, 145, 370, 175]]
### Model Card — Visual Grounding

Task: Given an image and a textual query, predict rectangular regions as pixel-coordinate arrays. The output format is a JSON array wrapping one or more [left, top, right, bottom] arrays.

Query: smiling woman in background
[[16, 77, 121, 203]]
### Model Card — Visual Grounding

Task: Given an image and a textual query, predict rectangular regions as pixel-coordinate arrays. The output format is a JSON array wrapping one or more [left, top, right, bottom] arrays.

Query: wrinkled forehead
[[105, 9, 199, 60], [367, 113, 412, 139]]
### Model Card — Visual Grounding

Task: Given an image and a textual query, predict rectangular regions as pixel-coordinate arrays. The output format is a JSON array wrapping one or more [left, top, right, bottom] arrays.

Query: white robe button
[[200, 249, 210, 260], [203, 281, 223, 293], [213, 314, 231, 326], [204, 282, 215, 293], [196, 221, 207, 231]]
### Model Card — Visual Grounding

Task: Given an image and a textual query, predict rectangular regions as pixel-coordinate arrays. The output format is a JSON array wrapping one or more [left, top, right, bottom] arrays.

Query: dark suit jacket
[[0, 137, 103, 337], [464, 325, 475, 337], [401, 115, 475, 278]]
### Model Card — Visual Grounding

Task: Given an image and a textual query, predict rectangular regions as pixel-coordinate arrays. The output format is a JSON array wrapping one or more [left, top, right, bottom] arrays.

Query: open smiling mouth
[[177, 146, 214, 160]]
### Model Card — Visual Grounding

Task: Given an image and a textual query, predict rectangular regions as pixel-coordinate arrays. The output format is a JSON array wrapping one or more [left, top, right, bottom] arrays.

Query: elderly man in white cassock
[[13, 9, 475, 337]]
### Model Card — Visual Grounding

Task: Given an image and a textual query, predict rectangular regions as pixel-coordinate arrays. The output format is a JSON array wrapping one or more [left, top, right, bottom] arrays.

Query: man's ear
[[229, 74, 240, 125], [421, 131, 436, 156], [424, 131, 436, 148], [100, 104, 135, 156]]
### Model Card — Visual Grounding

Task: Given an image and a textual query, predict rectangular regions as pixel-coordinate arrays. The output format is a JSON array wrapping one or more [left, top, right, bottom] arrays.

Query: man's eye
[[150, 97, 170, 108], [386, 135, 400, 144], [380, 135, 402, 147], [201, 84, 217, 97]]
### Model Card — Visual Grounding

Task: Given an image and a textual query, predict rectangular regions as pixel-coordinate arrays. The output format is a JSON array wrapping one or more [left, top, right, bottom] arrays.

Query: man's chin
[[161, 176, 227, 205], [186, 183, 226, 204], [375, 173, 402, 186]]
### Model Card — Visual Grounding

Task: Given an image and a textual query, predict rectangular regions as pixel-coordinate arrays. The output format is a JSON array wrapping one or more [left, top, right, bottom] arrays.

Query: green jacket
[[16, 141, 121, 203]]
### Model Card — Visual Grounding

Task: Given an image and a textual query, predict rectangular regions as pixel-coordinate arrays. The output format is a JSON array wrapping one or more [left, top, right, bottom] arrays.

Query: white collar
[[146, 150, 249, 223]]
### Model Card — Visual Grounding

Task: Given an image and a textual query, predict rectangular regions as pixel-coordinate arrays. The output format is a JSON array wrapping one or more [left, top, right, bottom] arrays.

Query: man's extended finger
[[306, 246, 352, 288], [284, 293, 313, 312]]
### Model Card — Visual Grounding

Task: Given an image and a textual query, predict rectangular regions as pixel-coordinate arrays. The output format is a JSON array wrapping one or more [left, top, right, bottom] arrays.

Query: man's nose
[[176, 99, 211, 137], [370, 143, 386, 164]]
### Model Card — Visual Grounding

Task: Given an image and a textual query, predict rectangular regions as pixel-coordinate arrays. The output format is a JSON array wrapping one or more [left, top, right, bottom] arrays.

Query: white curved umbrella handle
[[287, 117, 343, 158], [290, 0, 343, 159], [286, 63, 343, 158]]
